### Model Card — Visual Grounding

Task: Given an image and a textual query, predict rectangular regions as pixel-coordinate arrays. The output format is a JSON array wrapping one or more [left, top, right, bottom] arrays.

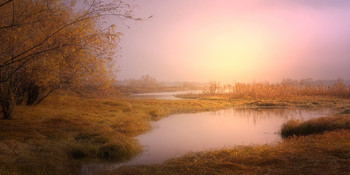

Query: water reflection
[[81, 108, 331, 175], [132, 108, 330, 164]]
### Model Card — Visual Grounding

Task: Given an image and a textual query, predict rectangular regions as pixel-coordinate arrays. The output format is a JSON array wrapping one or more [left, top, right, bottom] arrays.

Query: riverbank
[[0, 94, 242, 174], [112, 129, 350, 175], [0, 94, 349, 174]]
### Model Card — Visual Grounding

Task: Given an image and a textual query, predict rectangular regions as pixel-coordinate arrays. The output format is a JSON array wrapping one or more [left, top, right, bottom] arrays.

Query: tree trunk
[[26, 86, 39, 105], [0, 87, 15, 119], [1, 102, 14, 119], [34, 89, 54, 105]]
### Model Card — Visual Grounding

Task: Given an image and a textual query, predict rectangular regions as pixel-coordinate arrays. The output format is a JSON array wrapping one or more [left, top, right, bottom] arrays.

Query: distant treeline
[[116, 75, 204, 95], [118, 75, 204, 88]]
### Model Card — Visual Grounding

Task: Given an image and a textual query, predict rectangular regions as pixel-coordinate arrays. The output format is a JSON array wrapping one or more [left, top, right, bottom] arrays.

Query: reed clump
[[281, 112, 350, 138]]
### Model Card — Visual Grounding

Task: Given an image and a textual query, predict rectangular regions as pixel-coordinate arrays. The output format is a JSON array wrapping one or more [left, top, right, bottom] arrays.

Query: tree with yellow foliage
[[0, 0, 137, 119]]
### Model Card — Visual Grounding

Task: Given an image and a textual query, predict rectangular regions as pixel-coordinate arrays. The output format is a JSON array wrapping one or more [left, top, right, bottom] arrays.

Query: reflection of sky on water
[[133, 108, 330, 164]]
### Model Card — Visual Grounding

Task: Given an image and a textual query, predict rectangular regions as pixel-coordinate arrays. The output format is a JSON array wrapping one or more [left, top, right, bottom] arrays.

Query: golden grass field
[[0, 93, 241, 174], [0, 86, 350, 174]]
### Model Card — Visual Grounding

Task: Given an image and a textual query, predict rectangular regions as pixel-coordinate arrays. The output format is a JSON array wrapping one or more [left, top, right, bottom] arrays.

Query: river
[[81, 92, 332, 174]]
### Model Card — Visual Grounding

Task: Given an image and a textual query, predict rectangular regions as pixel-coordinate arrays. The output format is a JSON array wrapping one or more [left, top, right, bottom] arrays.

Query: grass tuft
[[98, 141, 140, 160], [340, 109, 350, 114], [280, 114, 350, 138], [149, 108, 165, 118]]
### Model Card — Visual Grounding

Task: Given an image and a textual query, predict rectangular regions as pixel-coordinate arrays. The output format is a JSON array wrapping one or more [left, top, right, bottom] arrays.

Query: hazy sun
[[187, 24, 272, 82]]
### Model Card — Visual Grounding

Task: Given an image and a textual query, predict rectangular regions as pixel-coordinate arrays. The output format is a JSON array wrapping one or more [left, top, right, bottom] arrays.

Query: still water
[[130, 108, 330, 164], [82, 107, 331, 174]]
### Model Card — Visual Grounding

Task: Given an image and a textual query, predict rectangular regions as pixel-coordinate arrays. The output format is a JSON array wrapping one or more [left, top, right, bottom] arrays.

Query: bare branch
[[0, 0, 13, 8]]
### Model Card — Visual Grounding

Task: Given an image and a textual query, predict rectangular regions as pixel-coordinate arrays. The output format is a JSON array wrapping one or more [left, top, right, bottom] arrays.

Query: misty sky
[[113, 0, 350, 83]]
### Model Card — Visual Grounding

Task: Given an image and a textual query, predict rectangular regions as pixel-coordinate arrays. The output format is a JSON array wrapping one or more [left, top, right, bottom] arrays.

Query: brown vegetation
[[0, 93, 238, 174], [281, 111, 350, 138], [200, 79, 350, 99], [0, 90, 349, 174]]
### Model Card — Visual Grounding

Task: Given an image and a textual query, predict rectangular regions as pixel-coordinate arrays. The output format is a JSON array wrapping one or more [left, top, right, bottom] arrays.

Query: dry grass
[[198, 80, 350, 99], [108, 130, 350, 175], [180, 95, 350, 110], [1, 90, 350, 174], [281, 112, 350, 138], [0, 94, 238, 174]]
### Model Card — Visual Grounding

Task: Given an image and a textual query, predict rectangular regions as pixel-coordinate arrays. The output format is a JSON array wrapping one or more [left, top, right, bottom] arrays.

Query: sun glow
[[187, 24, 273, 83]]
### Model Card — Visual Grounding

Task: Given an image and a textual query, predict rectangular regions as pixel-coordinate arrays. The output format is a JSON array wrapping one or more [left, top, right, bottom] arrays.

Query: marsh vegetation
[[0, 84, 349, 174], [191, 79, 350, 99], [0, 92, 240, 174]]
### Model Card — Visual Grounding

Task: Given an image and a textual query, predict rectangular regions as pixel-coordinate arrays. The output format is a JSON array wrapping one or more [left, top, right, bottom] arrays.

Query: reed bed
[[201, 79, 350, 99]]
